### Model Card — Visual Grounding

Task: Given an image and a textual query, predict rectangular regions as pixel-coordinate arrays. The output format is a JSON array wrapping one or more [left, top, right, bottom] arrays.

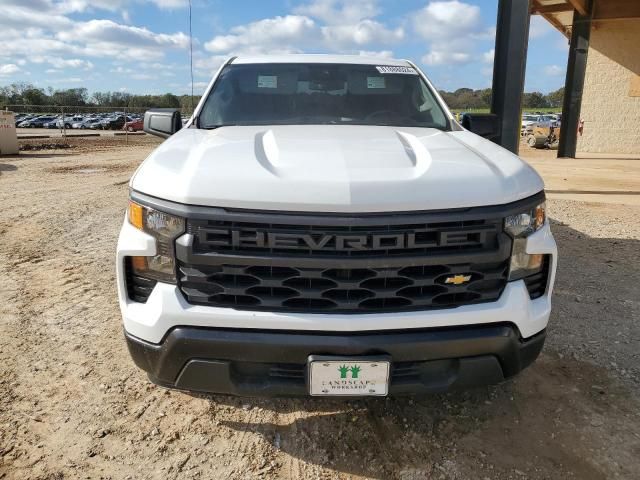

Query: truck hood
[[131, 125, 544, 212]]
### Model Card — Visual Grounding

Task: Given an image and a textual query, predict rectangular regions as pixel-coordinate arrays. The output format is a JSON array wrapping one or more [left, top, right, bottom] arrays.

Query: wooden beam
[[567, 0, 589, 16], [530, 0, 570, 36], [544, 13, 571, 37], [531, 3, 573, 15]]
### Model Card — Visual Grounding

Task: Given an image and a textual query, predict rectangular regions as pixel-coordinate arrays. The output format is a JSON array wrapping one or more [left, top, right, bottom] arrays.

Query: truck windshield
[[198, 63, 450, 130]]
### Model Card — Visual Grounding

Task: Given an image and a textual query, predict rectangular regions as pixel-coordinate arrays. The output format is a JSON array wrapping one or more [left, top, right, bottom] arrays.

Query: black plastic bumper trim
[[125, 323, 545, 397]]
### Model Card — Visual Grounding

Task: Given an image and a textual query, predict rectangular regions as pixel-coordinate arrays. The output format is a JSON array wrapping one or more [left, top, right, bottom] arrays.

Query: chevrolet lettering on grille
[[199, 228, 488, 251]]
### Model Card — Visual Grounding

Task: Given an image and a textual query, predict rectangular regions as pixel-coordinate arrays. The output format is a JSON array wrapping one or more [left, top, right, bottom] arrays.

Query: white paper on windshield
[[257, 75, 278, 89], [375, 66, 418, 75], [367, 76, 386, 89]]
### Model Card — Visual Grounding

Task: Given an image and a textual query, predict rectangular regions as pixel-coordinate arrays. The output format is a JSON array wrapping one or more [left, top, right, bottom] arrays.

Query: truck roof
[[231, 54, 411, 67]]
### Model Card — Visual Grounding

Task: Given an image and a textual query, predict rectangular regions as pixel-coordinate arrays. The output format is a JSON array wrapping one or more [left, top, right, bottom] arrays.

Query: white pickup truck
[[116, 55, 557, 397]]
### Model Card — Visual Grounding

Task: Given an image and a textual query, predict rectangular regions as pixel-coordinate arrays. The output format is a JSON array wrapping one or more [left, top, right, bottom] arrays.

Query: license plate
[[308, 358, 390, 396]]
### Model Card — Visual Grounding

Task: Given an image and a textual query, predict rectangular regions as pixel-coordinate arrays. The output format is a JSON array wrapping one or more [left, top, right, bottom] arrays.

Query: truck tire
[[527, 135, 546, 149]]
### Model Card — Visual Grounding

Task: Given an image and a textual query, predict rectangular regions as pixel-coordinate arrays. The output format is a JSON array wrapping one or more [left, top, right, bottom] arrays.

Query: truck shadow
[[0, 163, 17, 175], [213, 355, 635, 479], [201, 218, 640, 479]]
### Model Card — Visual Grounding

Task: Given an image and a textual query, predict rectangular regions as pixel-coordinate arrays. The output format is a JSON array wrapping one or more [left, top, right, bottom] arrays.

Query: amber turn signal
[[130, 255, 148, 273], [128, 201, 144, 230]]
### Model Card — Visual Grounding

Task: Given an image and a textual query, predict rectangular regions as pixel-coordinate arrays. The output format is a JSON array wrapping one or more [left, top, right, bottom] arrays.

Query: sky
[[0, 0, 570, 96]]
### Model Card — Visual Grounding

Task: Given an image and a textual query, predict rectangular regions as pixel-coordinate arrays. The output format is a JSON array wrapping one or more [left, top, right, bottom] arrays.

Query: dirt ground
[[0, 137, 639, 480]]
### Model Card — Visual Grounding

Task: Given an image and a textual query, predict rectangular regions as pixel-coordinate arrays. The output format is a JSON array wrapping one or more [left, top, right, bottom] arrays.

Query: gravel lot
[[1, 138, 639, 479]]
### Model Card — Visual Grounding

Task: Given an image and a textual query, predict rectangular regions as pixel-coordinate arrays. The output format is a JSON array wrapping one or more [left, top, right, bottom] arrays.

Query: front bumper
[[116, 218, 557, 344], [126, 323, 546, 396]]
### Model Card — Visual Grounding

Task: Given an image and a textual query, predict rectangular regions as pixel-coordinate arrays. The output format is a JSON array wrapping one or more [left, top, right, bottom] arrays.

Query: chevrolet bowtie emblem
[[444, 274, 472, 285]]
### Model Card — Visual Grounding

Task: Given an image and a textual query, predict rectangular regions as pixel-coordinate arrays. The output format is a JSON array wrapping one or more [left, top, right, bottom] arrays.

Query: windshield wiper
[[201, 124, 236, 130]]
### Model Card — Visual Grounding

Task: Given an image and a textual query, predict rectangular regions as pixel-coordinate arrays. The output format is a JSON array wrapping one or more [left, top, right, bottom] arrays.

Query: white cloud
[[59, 0, 188, 12], [1, 3, 72, 30], [413, 1, 485, 68], [529, 15, 553, 39], [48, 77, 84, 83], [0, 3, 190, 65], [322, 20, 403, 49], [544, 65, 564, 76], [32, 57, 94, 70], [110, 66, 134, 74], [413, 1, 482, 40], [204, 12, 402, 57], [357, 50, 394, 58], [0, 64, 21, 76], [152, 0, 188, 7], [422, 51, 471, 66], [294, 0, 380, 24], [59, 20, 189, 50], [194, 55, 228, 75], [204, 16, 317, 54], [482, 49, 494, 64], [131, 73, 154, 80]]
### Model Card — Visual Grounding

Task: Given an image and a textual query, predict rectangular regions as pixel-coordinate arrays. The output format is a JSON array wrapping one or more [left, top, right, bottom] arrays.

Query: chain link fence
[[2, 104, 193, 145]]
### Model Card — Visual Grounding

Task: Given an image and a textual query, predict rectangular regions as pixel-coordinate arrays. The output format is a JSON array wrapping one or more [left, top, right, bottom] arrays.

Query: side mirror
[[461, 113, 501, 140], [143, 109, 182, 139]]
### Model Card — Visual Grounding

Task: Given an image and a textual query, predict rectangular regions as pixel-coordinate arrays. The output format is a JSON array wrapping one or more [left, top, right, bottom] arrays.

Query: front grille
[[178, 261, 509, 313], [175, 206, 512, 313]]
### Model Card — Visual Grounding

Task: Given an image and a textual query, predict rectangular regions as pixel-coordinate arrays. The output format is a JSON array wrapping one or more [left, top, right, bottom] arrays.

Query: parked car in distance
[[86, 119, 104, 129], [18, 116, 57, 128], [57, 115, 84, 129], [44, 116, 63, 129], [101, 115, 133, 130], [123, 118, 143, 132]]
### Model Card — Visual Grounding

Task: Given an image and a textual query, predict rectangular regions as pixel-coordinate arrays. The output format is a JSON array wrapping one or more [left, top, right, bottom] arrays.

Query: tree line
[[0, 82, 199, 112], [439, 87, 564, 109], [1, 81, 564, 112]]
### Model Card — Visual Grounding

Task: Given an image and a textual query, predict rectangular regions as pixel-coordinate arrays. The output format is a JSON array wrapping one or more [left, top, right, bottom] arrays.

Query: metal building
[[492, 0, 640, 158]]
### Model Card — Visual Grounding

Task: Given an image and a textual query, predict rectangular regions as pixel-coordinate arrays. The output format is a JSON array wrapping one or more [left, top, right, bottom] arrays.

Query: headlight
[[504, 202, 545, 238], [127, 200, 185, 283], [504, 202, 546, 281]]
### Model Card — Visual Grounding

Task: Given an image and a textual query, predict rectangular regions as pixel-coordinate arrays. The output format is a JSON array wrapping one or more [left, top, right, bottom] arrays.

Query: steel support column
[[557, 6, 592, 158], [491, 0, 531, 154]]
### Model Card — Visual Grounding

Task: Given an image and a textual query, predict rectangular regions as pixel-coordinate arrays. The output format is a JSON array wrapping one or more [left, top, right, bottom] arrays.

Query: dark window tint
[[199, 63, 449, 129]]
